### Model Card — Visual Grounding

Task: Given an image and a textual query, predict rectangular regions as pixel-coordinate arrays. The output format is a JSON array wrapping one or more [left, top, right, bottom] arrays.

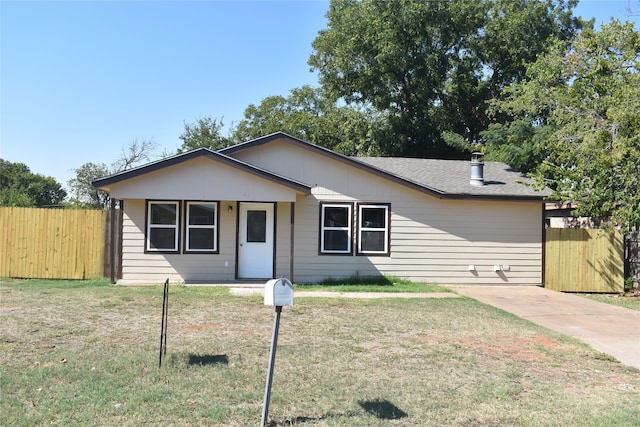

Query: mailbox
[[264, 278, 294, 307]]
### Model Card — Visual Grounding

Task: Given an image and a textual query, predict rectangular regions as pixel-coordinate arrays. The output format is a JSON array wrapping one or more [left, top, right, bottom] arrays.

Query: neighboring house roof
[[92, 147, 312, 194], [222, 132, 550, 201]]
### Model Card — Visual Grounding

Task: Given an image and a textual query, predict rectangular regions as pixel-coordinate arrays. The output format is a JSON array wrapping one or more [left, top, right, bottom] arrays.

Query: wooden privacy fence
[[626, 231, 640, 283], [0, 207, 106, 279], [545, 228, 624, 293]]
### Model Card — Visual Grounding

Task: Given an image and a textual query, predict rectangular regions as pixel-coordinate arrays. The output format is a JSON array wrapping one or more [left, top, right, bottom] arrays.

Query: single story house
[[93, 132, 550, 286]]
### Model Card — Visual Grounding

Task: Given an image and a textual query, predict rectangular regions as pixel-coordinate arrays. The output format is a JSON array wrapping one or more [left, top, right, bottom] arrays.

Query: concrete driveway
[[449, 285, 640, 370]]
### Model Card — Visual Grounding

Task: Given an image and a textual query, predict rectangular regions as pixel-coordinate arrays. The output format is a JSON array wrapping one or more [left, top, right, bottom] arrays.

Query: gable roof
[[93, 132, 549, 201], [92, 147, 312, 194], [354, 157, 550, 200], [222, 132, 550, 201]]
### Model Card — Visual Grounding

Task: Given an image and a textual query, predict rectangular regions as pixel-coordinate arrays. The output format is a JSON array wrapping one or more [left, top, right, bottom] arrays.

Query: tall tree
[[309, 0, 585, 158], [0, 159, 67, 207], [70, 138, 157, 208], [494, 20, 640, 230], [68, 162, 111, 208], [233, 85, 384, 156], [112, 138, 157, 171], [177, 116, 232, 153]]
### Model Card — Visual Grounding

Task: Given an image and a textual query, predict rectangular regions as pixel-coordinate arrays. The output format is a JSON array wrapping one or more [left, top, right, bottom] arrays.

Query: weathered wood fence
[[104, 201, 123, 283], [545, 228, 624, 293], [625, 231, 640, 285], [0, 207, 106, 279]]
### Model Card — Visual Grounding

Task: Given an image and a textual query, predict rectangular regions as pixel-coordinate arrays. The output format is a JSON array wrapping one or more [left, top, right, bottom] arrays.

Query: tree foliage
[[308, 0, 585, 158], [70, 138, 157, 209], [494, 20, 640, 230], [177, 116, 232, 153], [68, 162, 111, 209], [233, 85, 384, 156], [0, 159, 67, 207]]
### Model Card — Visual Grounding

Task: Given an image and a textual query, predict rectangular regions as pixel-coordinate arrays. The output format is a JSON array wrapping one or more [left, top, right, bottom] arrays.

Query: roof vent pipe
[[470, 152, 485, 186]]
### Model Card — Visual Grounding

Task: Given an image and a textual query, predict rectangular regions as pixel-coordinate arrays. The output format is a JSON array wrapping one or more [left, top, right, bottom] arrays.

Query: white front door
[[238, 203, 274, 279]]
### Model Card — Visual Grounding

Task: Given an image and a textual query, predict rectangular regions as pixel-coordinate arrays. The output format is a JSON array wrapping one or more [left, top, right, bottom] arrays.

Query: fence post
[[159, 278, 169, 368], [625, 231, 640, 285], [110, 199, 117, 284]]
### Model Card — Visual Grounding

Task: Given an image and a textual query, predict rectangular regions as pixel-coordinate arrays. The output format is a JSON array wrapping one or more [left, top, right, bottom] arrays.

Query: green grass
[[580, 293, 640, 311], [295, 275, 450, 293], [0, 276, 111, 289], [2, 279, 639, 426]]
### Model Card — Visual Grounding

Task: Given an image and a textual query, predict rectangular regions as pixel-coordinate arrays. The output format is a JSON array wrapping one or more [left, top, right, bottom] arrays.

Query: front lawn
[[580, 293, 640, 311], [1, 279, 639, 426], [295, 275, 450, 293]]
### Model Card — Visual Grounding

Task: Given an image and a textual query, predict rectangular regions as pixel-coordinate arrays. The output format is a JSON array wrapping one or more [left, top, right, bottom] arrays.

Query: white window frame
[[357, 204, 389, 255], [320, 203, 352, 254], [146, 201, 180, 252], [185, 201, 218, 253]]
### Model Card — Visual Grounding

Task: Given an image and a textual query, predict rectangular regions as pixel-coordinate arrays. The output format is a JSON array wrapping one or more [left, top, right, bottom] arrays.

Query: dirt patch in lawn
[[413, 333, 560, 363]]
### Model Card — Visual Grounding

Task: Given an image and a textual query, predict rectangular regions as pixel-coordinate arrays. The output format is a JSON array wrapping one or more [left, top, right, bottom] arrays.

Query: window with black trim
[[320, 203, 352, 254], [147, 201, 179, 252], [357, 204, 389, 255], [185, 202, 218, 253]]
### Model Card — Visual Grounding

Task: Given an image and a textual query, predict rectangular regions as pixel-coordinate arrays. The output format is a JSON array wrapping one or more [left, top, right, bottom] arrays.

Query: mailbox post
[[261, 278, 293, 427]]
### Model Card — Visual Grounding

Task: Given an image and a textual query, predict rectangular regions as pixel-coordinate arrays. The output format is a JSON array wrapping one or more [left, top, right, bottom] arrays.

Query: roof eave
[[440, 193, 549, 202]]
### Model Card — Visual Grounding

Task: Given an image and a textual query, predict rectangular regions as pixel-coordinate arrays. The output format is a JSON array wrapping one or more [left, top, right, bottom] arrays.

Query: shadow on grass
[[188, 354, 229, 366], [358, 399, 408, 420]]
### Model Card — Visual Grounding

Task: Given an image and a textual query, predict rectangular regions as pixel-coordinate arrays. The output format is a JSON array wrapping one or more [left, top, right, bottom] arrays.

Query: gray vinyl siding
[[233, 138, 543, 285], [107, 156, 298, 202], [116, 136, 543, 285], [274, 202, 293, 279], [287, 190, 542, 285], [119, 199, 239, 284]]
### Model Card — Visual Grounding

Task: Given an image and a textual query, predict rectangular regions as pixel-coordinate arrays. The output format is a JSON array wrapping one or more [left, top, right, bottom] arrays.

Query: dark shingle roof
[[93, 131, 549, 201], [223, 133, 550, 200], [353, 157, 550, 199]]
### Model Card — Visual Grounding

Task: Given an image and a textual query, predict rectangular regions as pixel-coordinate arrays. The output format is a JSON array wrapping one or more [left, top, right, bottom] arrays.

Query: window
[[185, 202, 218, 253], [320, 204, 352, 254], [357, 204, 389, 255], [246, 210, 267, 243], [147, 201, 179, 252]]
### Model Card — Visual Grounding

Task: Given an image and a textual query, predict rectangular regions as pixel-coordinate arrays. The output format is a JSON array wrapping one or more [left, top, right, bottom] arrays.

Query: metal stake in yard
[[261, 305, 282, 427], [159, 278, 169, 368], [261, 278, 294, 427]]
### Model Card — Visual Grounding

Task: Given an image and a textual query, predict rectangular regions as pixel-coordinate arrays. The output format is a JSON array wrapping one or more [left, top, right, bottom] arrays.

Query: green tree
[[68, 162, 111, 208], [0, 159, 67, 207], [233, 85, 384, 156], [177, 116, 232, 153], [479, 118, 555, 174], [495, 20, 640, 230], [70, 138, 157, 209], [308, 0, 585, 158]]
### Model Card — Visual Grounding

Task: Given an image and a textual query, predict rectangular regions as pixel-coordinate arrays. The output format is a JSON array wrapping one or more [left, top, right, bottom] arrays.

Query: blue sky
[[1, 1, 638, 189]]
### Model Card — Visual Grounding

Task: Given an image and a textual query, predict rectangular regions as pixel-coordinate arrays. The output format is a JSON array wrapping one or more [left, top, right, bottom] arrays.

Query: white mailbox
[[264, 278, 294, 307]]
